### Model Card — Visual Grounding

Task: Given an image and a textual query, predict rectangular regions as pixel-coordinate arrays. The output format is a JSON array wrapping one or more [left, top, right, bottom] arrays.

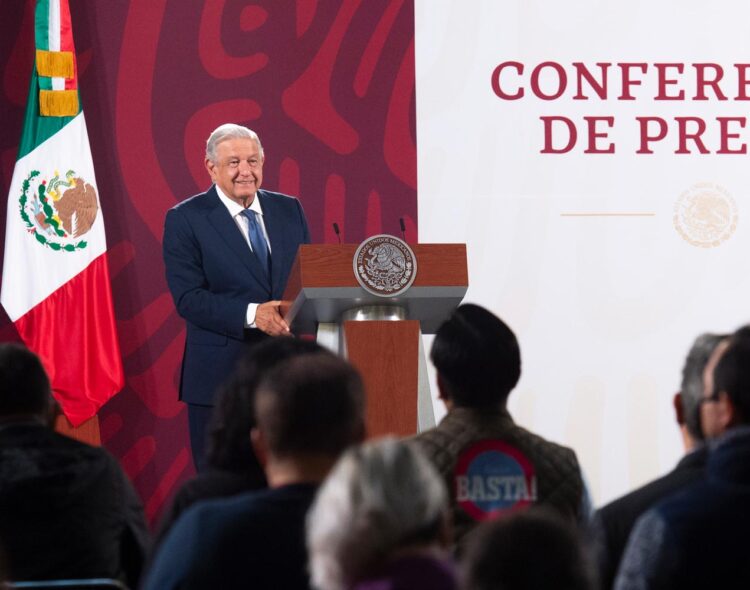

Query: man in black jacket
[[0, 343, 149, 586], [413, 304, 586, 549], [143, 352, 365, 590], [615, 327, 750, 588], [590, 333, 726, 589]]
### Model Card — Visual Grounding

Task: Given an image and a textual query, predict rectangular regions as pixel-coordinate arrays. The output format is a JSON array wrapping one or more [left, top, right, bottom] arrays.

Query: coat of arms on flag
[[1, 0, 123, 427], [19, 169, 98, 251]]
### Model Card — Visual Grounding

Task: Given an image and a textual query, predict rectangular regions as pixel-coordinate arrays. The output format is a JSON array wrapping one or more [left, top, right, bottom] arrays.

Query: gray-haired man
[[163, 124, 310, 470], [591, 333, 727, 589]]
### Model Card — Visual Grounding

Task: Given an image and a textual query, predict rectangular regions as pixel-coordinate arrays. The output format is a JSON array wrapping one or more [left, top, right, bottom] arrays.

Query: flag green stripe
[[17, 66, 78, 160], [35, 0, 52, 91], [20, 0, 79, 159], [35, 0, 50, 51]]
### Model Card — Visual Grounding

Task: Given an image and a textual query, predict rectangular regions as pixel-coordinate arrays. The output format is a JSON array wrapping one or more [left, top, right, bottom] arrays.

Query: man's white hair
[[205, 123, 264, 162], [306, 438, 448, 590]]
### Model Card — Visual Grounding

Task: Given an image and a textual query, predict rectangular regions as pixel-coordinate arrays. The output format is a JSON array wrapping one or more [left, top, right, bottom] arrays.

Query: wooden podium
[[281, 243, 468, 438]]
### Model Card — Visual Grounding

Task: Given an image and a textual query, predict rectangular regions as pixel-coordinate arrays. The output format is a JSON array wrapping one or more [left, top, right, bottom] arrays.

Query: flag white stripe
[[48, 0, 60, 51], [0, 113, 106, 322], [48, 0, 65, 90]]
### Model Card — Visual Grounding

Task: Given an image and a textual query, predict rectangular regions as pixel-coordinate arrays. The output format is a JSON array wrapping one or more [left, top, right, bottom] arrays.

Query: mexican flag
[[1, 0, 123, 426]]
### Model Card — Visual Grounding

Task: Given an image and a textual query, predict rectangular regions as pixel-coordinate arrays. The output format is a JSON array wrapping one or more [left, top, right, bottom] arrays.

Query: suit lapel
[[259, 190, 287, 295], [206, 187, 271, 290]]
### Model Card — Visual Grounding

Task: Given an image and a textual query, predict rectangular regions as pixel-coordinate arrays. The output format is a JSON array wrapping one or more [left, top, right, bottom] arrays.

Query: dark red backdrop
[[0, 0, 416, 524]]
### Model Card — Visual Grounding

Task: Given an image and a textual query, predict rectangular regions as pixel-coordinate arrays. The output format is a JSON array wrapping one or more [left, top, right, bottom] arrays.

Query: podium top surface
[[282, 243, 468, 334]]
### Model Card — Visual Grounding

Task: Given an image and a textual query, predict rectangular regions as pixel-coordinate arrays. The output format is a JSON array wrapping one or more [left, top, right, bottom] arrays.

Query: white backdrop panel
[[415, 0, 750, 506]]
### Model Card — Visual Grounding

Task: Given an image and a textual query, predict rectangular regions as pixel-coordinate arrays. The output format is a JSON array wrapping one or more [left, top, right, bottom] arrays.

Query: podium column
[[343, 320, 421, 438]]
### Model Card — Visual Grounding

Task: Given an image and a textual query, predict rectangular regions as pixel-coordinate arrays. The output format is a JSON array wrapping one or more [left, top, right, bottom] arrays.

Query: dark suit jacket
[[0, 422, 149, 586], [163, 186, 310, 405], [154, 468, 265, 547], [590, 446, 708, 589], [143, 483, 318, 590]]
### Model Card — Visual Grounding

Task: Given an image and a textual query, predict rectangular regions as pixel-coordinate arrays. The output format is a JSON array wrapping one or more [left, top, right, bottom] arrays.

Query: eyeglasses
[[699, 392, 721, 406]]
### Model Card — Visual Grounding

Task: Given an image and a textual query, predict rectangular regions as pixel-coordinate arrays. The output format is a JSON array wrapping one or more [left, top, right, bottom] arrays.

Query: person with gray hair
[[307, 438, 458, 590], [590, 332, 727, 589], [615, 325, 750, 588], [163, 122, 310, 470], [205, 123, 264, 162]]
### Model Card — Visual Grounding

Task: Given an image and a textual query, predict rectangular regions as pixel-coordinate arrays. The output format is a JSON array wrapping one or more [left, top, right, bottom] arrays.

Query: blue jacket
[[615, 426, 750, 589], [163, 186, 310, 405]]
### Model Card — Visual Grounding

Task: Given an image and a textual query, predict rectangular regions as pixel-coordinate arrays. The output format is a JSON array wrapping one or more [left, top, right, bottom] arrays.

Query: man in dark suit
[[0, 344, 149, 586], [412, 304, 586, 551], [142, 351, 366, 590], [163, 124, 310, 470], [590, 333, 726, 589], [615, 327, 750, 588]]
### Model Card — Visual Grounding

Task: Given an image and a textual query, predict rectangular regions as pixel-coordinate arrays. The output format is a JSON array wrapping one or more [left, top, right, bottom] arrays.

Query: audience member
[[615, 326, 750, 588], [307, 438, 458, 590], [591, 333, 725, 588], [155, 337, 322, 543], [462, 509, 595, 590], [0, 344, 149, 586], [143, 352, 365, 590], [0, 543, 7, 586], [412, 304, 585, 549]]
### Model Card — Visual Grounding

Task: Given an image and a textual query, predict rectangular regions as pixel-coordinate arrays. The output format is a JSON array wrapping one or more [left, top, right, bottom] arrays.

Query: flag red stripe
[[58, 0, 77, 90], [15, 253, 124, 426]]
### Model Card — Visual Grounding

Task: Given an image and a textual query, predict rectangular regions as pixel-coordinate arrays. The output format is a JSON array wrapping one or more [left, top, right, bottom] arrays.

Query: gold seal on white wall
[[673, 183, 738, 248]]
